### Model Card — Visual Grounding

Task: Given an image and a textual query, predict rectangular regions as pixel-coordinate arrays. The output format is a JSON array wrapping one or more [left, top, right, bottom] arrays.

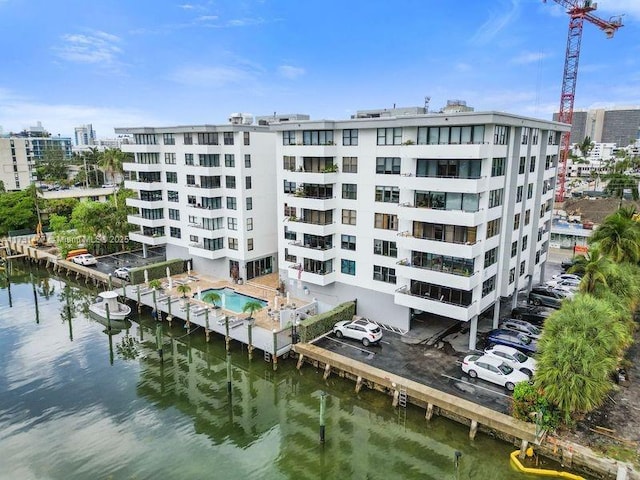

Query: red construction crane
[[545, 0, 623, 201]]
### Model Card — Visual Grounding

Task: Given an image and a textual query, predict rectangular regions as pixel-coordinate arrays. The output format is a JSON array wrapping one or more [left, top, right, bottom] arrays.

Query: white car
[[499, 319, 543, 340], [554, 278, 581, 293], [333, 319, 383, 346], [72, 254, 97, 266], [113, 267, 131, 281], [545, 273, 581, 288], [483, 344, 537, 378], [461, 354, 529, 391]]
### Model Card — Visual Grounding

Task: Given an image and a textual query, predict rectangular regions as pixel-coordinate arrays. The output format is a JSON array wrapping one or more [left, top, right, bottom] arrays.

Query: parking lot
[[88, 246, 166, 277], [314, 250, 570, 415]]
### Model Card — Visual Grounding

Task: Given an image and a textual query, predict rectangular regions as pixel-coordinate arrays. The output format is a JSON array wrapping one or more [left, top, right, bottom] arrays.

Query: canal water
[[0, 268, 576, 479]]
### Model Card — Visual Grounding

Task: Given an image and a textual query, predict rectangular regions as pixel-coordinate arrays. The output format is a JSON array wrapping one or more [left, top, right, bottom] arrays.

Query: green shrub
[[298, 301, 356, 343], [511, 382, 561, 431], [129, 259, 184, 284]]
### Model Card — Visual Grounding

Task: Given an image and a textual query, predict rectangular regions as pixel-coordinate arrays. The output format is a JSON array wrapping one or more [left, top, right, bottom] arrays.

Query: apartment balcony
[[282, 145, 337, 158], [129, 231, 167, 246], [286, 218, 337, 236], [396, 232, 482, 259], [183, 164, 221, 175], [127, 214, 166, 228], [126, 144, 162, 153], [287, 242, 335, 262], [396, 174, 487, 194], [397, 204, 484, 227], [393, 286, 476, 322], [186, 224, 222, 239], [127, 197, 164, 209], [126, 162, 163, 173], [186, 204, 223, 218], [188, 243, 227, 260], [124, 179, 164, 191], [395, 261, 480, 291], [397, 142, 494, 160], [286, 194, 337, 211], [287, 264, 336, 286], [187, 184, 223, 196], [283, 170, 339, 185]]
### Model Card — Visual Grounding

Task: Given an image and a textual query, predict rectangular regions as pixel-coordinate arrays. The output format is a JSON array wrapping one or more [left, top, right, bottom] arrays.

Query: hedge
[[128, 259, 185, 285], [298, 301, 356, 343]]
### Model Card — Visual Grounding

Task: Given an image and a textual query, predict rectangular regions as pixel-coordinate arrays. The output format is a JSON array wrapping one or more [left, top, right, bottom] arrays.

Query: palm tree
[[176, 284, 192, 298], [148, 279, 162, 315], [202, 291, 221, 308], [577, 136, 594, 158], [589, 209, 640, 263], [569, 245, 612, 295], [242, 300, 263, 319], [100, 148, 126, 184]]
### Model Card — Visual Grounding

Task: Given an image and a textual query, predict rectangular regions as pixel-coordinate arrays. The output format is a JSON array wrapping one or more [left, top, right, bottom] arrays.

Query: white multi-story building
[[115, 117, 278, 282], [272, 108, 569, 349], [0, 137, 36, 191], [74, 124, 96, 146]]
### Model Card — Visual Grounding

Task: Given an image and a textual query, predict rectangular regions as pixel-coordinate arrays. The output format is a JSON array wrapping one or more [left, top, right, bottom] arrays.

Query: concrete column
[[492, 299, 501, 329], [468, 315, 478, 351], [539, 261, 546, 284], [142, 244, 148, 259]]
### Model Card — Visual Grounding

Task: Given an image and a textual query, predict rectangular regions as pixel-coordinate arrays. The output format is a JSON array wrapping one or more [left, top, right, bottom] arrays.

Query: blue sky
[[1, 0, 638, 140]]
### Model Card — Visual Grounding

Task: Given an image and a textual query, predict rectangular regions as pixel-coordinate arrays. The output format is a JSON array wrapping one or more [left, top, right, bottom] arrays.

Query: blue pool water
[[199, 287, 268, 313]]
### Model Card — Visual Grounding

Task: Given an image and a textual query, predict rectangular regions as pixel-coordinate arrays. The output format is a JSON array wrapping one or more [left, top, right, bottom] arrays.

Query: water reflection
[[0, 271, 585, 480]]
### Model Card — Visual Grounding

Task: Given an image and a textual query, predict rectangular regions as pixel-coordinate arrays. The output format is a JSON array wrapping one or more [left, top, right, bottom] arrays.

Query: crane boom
[[546, 0, 623, 201]]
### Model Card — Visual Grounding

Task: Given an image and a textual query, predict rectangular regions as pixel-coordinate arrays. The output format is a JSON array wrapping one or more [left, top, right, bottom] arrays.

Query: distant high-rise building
[[74, 124, 96, 146], [554, 106, 640, 146]]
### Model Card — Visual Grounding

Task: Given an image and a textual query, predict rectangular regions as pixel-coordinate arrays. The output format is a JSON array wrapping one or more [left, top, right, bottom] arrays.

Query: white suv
[[333, 319, 383, 346], [72, 254, 97, 266], [484, 344, 537, 378]]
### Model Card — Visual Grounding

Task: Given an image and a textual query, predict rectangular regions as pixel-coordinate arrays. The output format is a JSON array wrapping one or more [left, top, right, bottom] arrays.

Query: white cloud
[[512, 51, 551, 64], [470, 0, 521, 45], [168, 65, 253, 88], [54, 30, 122, 65], [596, 0, 640, 21], [278, 65, 305, 79], [196, 15, 218, 22], [179, 3, 195, 9]]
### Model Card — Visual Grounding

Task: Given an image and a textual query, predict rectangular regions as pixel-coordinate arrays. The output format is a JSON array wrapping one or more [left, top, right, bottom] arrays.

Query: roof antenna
[[424, 96, 431, 113]]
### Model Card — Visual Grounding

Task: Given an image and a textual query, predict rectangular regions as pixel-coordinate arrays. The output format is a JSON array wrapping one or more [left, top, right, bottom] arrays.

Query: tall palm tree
[[589, 210, 640, 263], [569, 245, 612, 295], [100, 148, 126, 184], [242, 300, 263, 319]]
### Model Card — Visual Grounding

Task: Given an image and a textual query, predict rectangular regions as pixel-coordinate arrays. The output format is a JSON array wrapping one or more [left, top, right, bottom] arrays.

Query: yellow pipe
[[510, 450, 585, 480]]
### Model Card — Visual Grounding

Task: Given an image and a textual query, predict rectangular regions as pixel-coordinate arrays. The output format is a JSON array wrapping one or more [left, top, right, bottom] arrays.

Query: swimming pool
[[198, 287, 268, 313]]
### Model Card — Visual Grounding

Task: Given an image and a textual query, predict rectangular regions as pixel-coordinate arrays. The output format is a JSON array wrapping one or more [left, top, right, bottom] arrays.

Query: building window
[[190, 235, 198, 243], [134, 133, 157, 145], [170, 227, 181, 238], [284, 248, 296, 262], [284, 205, 296, 218], [284, 226, 296, 241], [341, 259, 356, 275], [416, 159, 481, 179], [491, 157, 505, 177], [484, 247, 498, 268], [545, 155, 553, 170], [373, 239, 397, 257], [375, 186, 400, 203], [247, 238, 254, 251], [228, 218, 237, 230], [522, 235, 528, 251], [199, 154, 220, 167], [482, 275, 496, 297], [168, 190, 179, 202], [342, 183, 357, 200], [342, 209, 357, 225], [514, 213, 521, 230], [164, 153, 176, 164], [283, 180, 296, 194], [519, 157, 526, 174], [535, 250, 541, 264], [532, 128, 539, 145], [223, 132, 234, 145], [527, 183, 533, 199], [342, 156, 358, 173], [185, 153, 194, 166], [243, 132, 250, 146], [520, 260, 526, 276], [511, 241, 518, 257], [521, 128, 529, 145], [486, 218, 500, 238], [283, 131, 296, 145], [226, 176, 236, 189], [377, 127, 402, 145], [247, 218, 253, 231], [516, 186, 523, 203], [414, 191, 479, 212], [374, 213, 398, 230], [283, 156, 296, 171], [373, 265, 396, 284], [163, 133, 175, 145], [227, 197, 237, 210], [204, 238, 224, 251], [244, 154, 251, 167], [198, 132, 218, 145], [530, 156, 536, 173], [493, 125, 509, 145], [524, 209, 531, 226], [166, 172, 177, 183], [245, 176, 252, 189], [184, 132, 193, 145], [488, 189, 504, 208], [303, 130, 334, 145], [246, 197, 252, 210], [509, 268, 515, 284], [342, 129, 358, 146], [168, 208, 180, 220], [186, 174, 195, 186], [376, 157, 401, 174], [418, 125, 485, 145], [341, 234, 356, 250], [225, 154, 235, 167], [228, 238, 238, 250]]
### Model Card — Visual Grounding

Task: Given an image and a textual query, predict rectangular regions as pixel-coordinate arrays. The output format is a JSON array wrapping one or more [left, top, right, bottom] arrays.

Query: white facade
[[115, 124, 278, 282], [74, 124, 96, 146], [0, 137, 36, 191], [272, 110, 568, 348]]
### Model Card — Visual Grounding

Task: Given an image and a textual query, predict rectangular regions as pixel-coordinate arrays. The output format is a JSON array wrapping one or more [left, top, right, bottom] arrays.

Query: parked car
[[499, 319, 542, 340], [545, 274, 581, 288], [561, 258, 576, 272], [484, 345, 537, 378], [461, 354, 529, 391], [511, 305, 553, 326], [333, 319, 383, 346], [528, 285, 569, 308], [72, 253, 97, 266], [113, 267, 131, 281], [486, 329, 537, 355], [554, 278, 581, 293]]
